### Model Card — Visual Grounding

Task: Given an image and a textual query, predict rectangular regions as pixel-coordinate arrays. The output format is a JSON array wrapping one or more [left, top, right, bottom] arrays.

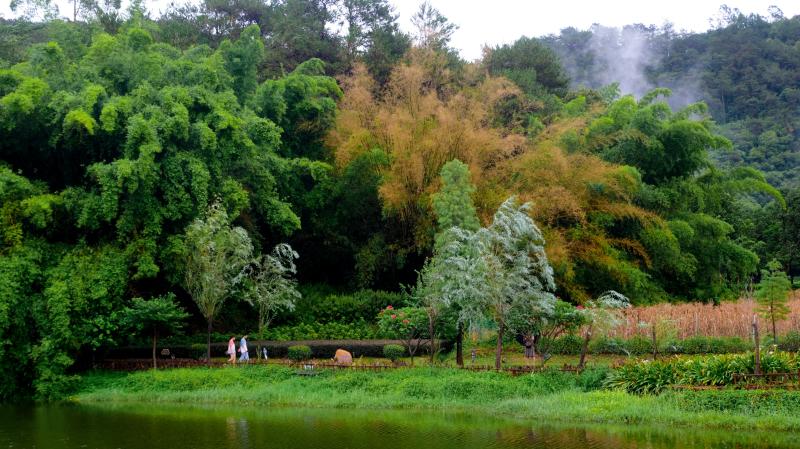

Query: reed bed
[[612, 293, 800, 339]]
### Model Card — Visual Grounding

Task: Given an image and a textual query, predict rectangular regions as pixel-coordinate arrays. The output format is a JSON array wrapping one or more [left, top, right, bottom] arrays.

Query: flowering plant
[[377, 306, 429, 363]]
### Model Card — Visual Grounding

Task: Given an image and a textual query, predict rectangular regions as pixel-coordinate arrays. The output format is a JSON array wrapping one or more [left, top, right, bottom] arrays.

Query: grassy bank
[[73, 365, 800, 431]]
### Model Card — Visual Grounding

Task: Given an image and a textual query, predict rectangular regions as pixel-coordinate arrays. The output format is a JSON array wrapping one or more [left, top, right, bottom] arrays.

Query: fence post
[[753, 315, 761, 376], [651, 325, 658, 360]]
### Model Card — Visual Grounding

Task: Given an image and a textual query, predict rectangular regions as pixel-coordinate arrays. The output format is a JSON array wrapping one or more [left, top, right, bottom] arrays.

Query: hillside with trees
[[0, 0, 796, 399], [542, 7, 800, 191]]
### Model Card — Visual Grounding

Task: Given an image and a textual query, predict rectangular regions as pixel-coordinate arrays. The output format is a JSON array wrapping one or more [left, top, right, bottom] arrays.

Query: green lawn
[[73, 364, 800, 432]]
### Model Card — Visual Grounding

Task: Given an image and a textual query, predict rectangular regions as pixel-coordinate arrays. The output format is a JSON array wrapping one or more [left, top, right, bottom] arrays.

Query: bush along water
[[604, 352, 799, 394]]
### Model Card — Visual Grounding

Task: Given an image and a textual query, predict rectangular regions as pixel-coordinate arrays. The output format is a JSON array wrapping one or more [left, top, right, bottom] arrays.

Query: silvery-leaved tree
[[444, 196, 557, 369], [577, 291, 630, 368], [415, 159, 481, 364], [184, 201, 253, 363], [243, 243, 301, 334]]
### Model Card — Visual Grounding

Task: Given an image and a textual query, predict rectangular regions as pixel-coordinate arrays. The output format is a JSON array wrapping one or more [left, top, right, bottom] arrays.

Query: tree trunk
[[428, 314, 435, 365], [772, 307, 778, 345], [578, 325, 592, 369], [207, 320, 212, 366], [495, 322, 504, 370], [753, 315, 761, 375], [407, 338, 415, 366], [455, 323, 464, 367], [152, 329, 159, 370]]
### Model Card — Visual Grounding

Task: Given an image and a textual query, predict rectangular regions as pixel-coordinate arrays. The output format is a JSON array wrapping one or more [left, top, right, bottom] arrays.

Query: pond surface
[[1, 403, 798, 449]]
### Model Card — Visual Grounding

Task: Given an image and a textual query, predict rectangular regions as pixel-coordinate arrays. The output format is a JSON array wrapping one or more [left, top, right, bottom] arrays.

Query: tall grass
[[75, 365, 607, 408], [72, 365, 800, 431], [612, 295, 800, 339]]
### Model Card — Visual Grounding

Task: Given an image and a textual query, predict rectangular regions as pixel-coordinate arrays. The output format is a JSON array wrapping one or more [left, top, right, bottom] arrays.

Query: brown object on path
[[333, 349, 353, 365]]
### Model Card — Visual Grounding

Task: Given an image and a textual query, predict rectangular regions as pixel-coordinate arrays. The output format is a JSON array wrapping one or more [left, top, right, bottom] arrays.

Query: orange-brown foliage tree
[[327, 53, 668, 302]]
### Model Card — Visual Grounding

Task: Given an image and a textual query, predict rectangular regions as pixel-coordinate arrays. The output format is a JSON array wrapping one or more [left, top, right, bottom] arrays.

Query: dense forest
[[0, 1, 798, 399]]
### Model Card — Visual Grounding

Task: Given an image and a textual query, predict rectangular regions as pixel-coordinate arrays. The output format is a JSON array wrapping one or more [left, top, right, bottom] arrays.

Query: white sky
[[2, 0, 799, 60]]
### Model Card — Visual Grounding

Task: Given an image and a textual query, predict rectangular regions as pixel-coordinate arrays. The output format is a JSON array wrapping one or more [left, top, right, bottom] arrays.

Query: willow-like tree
[[243, 243, 301, 333], [449, 197, 557, 369], [184, 201, 253, 362], [577, 291, 630, 368], [424, 159, 481, 365]]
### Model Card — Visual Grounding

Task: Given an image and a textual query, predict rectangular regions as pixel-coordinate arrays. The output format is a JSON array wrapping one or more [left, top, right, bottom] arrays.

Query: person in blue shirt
[[238, 335, 249, 362]]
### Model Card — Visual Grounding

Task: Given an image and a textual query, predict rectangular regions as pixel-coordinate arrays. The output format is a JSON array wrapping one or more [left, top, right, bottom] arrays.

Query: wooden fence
[[95, 358, 581, 375]]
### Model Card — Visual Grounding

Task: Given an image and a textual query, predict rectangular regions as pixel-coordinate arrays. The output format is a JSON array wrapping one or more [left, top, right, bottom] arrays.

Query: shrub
[[604, 360, 678, 394], [589, 337, 630, 355], [627, 335, 654, 355], [778, 331, 800, 352], [667, 336, 750, 354], [258, 320, 383, 340], [383, 344, 405, 361], [543, 334, 583, 355], [605, 352, 800, 394], [291, 287, 408, 324], [287, 345, 312, 362]]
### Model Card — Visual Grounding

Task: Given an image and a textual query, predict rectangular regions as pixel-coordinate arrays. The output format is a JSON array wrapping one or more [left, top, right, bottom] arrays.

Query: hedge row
[[103, 339, 437, 360], [541, 335, 753, 356]]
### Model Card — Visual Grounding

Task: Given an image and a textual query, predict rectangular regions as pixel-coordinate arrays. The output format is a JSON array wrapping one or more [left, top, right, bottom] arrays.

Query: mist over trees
[[542, 7, 800, 191]]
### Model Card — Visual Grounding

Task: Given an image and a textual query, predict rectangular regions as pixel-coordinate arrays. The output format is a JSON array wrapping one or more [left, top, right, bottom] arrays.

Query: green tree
[[122, 293, 189, 369], [432, 159, 480, 239], [484, 36, 570, 97], [219, 24, 264, 102], [756, 260, 792, 344], [243, 243, 301, 333], [423, 158, 480, 364], [410, 1, 457, 51], [184, 201, 253, 362]]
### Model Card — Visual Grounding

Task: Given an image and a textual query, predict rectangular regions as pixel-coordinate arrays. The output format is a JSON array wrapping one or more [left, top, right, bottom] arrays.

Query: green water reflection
[[0, 403, 798, 449]]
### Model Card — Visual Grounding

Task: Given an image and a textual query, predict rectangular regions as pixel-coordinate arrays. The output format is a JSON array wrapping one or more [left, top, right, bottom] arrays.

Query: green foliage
[[484, 36, 569, 97], [777, 331, 800, 352], [668, 336, 750, 355], [674, 390, 800, 415], [431, 159, 480, 235], [0, 22, 345, 396], [292, 288, 406, 325], [604, 360, 677, 395], [258, 320, 381, 341], [287, 344, 312, 362], [382, 344, 405, 361], [605, 352, 800, 394], [122, 293, 189, 338], [755, 260, 792, 343]]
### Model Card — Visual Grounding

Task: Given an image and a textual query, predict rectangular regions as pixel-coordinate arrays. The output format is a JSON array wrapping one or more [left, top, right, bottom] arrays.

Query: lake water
[[1, 403, 798, 449]]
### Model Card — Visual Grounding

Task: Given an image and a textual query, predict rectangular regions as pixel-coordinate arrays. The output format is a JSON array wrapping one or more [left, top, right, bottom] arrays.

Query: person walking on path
[[227, 336, 236, 363], [239, 335, 249, 362]]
